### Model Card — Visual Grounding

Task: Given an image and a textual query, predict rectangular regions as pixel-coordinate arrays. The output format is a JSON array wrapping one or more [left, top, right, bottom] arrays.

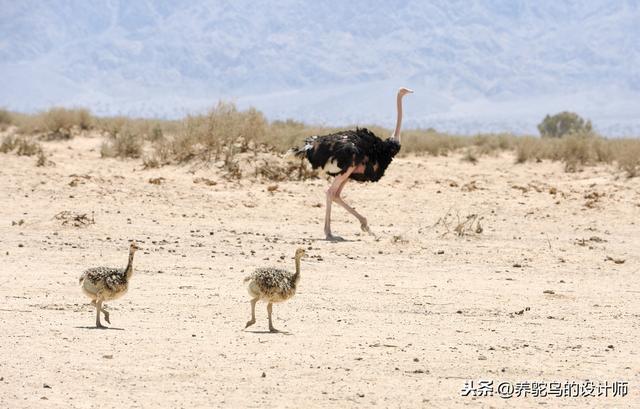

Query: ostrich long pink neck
[[392, 92, 404, 144]]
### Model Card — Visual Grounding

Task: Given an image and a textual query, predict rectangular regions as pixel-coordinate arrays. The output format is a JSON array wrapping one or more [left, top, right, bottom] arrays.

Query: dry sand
[[1, 135, 638, 408]]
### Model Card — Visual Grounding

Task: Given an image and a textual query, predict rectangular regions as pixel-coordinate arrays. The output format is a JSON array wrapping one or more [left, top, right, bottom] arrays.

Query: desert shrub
[[561, 133, 595, 172], [401, 129, 469, 156], [160, 102, 268, 162], [0, 134, 44, 158], [590, 136, 614, 163], [538, 111, 592, 138], [36, 150, 47, 166], [100, 130, 143, 158], [472, 133, 516, 155], [263, 119, 331, 152], [515, 137, 542, 163], [461, 148, 478, 164], [0, 109, 12, 129], [0, 135, 17, 153], [150, 125, 164, 141], [41, 107, 93, 132], [143, 138, 172, 168], [95, 116, 129, 136], [94, 116, 179, 141], [13, 112, 41, 134], [616, 139, 640, 178], [16, 137, 42, 156]]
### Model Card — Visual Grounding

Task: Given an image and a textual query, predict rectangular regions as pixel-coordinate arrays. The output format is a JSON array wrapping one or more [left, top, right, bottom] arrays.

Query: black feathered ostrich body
[[297, 128, 401, 182], [289, 87, 413, 240]]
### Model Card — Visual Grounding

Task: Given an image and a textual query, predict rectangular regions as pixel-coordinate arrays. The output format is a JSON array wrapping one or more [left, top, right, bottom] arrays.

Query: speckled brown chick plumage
[[79, 241, 140, 327], [244, 248, 306, 332], [244, 266, 300, 302]]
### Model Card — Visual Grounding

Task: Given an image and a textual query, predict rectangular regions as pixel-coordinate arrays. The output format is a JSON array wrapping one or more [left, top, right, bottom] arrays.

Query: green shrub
[[538, 111, 592, 138]]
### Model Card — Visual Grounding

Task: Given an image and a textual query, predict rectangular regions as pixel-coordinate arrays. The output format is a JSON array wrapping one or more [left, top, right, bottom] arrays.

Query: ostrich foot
[[360, 221, 373, 235], [245, 319, 256, 329], [103, 311, 111, 324], [326, 233, 345, 242], [96, 322, 107, 329], [269, 325, 280, 333]]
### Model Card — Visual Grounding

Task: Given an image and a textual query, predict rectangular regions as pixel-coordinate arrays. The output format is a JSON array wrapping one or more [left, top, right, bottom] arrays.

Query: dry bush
[[153, 102, 268, 164], [0, 135, 43, 157], [14, 107, 93, 136], [143, 138, 172, 168], [13, 113, 42, 135], [16, 137, 42, 156], [433, 209, 484, 237], [514, 136, 568, 163], [461, 148, 478, 164], [472, 133, 516, 155], [54, 211, 95, 227], [8, 103, 639, 179], [590, 137, 614, 163], [0, 135, 17, 153], [100, 130, 143, 159], [95, 116, 129, 136], [42, 108, 93, 133], [616, 139, 640, 178], [261, 119, 312, 152], [513, 132, 619, 171], [254, 157, 317, 181], [515, 137, 543, 163], [95, 116, 180, 141], [561, 133, 595, 172], [401, 129, 469, 156], [36, 150, 47, 167], [0, 108, 12, 129]]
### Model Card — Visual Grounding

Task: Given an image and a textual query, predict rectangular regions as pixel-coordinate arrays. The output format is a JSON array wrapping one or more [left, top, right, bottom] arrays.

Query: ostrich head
[[129, 241, 141, 253], [294, 248, 306, 260], [398, 87, 414, 97]]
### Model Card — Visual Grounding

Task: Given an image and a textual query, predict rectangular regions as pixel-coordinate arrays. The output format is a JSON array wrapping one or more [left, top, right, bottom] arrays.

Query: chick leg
[[95, 299, 106, 328], [100, 304, 111, 324], [245, 297, 258, 328], [267, 302, 278, 333]]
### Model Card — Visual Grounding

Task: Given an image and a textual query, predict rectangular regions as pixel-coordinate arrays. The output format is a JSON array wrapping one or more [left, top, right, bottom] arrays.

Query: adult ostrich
[[289, 87, 413, 240]]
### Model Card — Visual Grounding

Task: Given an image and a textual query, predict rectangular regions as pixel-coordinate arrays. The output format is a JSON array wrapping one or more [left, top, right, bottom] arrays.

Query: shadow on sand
[[74, 326, 125, 331], [244, 329, 292, 335]]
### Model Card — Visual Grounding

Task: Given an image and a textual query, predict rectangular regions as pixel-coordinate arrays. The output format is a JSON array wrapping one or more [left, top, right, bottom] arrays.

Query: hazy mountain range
[[1, 0, 639, 135]]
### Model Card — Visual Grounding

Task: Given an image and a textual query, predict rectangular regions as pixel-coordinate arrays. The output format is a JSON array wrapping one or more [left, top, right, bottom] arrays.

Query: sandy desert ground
[[1, 135, 638, 408]]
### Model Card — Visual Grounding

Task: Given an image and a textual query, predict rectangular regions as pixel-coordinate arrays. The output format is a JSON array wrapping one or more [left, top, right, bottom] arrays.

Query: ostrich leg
[[325, 167, 355, 241], [245, 297, 258, 328], [95, 299, 105, 328], [267, 302, 278, 333], [100, 304, 111, 324], [332, 179, 372, 234]]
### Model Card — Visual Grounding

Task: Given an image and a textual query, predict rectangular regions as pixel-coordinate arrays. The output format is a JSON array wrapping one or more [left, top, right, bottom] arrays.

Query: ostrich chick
[[244, 248, 306, 333], [79, 241, 140, 328]]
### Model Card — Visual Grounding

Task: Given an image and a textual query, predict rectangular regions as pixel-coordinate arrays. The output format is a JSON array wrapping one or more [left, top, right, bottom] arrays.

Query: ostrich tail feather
[[284, 146, 309, 163]]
